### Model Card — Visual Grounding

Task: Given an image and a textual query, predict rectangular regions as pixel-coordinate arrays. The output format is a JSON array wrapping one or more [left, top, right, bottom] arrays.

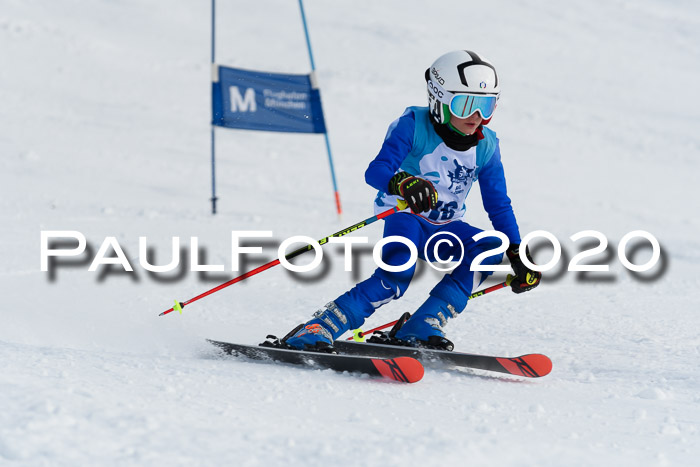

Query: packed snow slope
[[2, 0, 700, 465]]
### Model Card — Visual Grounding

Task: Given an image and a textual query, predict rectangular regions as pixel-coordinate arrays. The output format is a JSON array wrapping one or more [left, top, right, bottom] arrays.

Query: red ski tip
[[496, 354, 552, 378], [371, 357, 424, 383]]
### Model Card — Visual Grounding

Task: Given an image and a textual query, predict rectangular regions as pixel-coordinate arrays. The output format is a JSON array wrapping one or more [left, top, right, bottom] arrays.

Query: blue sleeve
[[364, 110, 415, 192], [478, 142, 521, 244]]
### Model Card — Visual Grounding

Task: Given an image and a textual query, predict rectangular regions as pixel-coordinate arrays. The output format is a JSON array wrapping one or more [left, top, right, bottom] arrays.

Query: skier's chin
[[456, 122, 478, 135], [462, 124, 478, 134], [450, 115, 482, 135]]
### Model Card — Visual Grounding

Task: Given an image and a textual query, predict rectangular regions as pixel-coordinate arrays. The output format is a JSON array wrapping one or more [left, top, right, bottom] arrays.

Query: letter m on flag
[[229, 86, 257, 112]]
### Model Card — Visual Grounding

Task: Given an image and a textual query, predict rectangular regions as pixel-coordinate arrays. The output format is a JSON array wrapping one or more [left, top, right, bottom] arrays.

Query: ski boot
[[369, 296, 457, 350], [280, 301, 351, 353]]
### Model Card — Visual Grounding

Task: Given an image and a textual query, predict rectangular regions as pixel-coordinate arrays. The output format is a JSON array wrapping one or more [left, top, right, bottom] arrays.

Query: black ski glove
[[506, 244, 542, 294], [388, 172, 438, 213]]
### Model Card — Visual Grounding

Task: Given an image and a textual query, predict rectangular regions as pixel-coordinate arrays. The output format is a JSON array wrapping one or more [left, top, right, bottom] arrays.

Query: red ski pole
[[159, 203, 408, 316], [347, 274, 514, 340]]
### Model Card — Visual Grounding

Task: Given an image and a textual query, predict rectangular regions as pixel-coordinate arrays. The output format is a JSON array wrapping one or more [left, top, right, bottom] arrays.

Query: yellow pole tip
[[351, 329, 366, 342]]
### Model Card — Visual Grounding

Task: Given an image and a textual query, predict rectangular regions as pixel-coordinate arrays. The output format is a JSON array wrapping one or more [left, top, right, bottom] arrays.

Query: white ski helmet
[[426, 50, 500, 125]]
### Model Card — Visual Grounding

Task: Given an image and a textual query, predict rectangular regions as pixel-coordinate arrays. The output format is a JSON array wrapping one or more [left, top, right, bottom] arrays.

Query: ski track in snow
[[1, 0, 699, 465]]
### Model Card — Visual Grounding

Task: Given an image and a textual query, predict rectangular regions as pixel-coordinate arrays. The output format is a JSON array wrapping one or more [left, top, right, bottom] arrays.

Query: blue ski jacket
[[366, 106, 521, 244]]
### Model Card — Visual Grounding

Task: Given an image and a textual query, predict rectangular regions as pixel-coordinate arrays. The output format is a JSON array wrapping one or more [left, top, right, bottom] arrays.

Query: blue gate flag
[[212, 65, 327, 134]]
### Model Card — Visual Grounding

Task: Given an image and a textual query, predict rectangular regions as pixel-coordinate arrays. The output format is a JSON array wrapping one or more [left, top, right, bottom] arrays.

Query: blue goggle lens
[[449, 94, 498, 119]]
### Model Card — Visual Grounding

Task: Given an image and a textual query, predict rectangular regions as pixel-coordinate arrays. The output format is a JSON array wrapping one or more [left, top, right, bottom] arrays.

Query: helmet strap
[[440, 104, 451, 124]]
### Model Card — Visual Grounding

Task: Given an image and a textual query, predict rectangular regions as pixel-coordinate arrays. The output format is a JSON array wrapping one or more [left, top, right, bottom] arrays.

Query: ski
[[332, 340, 552, 378], [207, 339, 424, 383]]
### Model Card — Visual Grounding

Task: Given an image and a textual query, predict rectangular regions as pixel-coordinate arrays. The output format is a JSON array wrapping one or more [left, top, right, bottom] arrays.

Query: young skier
[[284, 50, 541, 351]]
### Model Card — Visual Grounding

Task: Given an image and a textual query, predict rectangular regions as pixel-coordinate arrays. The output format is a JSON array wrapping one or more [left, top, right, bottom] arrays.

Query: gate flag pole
[[298, 0, 343, 217], [210, 0, 218, 214]]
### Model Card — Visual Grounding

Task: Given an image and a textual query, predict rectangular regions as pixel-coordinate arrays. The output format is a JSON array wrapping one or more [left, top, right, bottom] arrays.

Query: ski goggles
[[428, 78, 499, 120]]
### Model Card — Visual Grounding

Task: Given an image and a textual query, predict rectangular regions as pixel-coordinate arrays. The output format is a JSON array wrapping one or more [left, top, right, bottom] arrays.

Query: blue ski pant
[[334, 212, 505, 330]]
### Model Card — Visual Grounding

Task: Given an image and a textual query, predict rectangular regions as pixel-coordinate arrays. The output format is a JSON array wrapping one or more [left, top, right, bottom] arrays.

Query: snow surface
[[2, 0, 700, 465]]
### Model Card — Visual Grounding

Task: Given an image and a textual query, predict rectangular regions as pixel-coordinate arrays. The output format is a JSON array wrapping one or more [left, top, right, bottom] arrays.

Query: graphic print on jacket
[[416, 143, 478, 222], [447, 159, 476, 194]]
